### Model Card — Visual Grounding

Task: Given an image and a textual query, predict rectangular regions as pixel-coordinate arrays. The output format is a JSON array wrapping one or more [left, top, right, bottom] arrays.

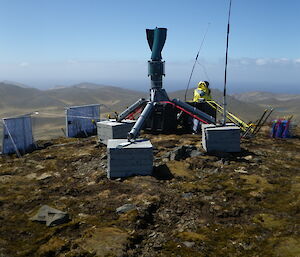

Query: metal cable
[[184, 22, 211, 101], [196, 59, 210, 81]]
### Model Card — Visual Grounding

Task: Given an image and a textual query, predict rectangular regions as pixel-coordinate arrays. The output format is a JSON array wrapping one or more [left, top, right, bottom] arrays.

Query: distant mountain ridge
[[233, 91, 300, 122], [2, 82, 297, 140], [169, 88, 266, 122], [232, 91, 300, 102], [50, 82, 108, 90], [0, 81, 31, 88], [1, 82, 297, 123], [0, 82, 145, 117]]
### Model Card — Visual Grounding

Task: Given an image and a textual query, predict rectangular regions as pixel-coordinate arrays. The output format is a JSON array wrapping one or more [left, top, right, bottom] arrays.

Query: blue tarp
[[2, 115, 34, 155], [271, 119, 291, 138], [66, 104, 100, 138]]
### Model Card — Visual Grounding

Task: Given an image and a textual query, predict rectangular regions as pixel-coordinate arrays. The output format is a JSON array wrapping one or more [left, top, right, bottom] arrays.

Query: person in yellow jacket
[[192, 81, 212, 133], [193, 81, 212, 102]]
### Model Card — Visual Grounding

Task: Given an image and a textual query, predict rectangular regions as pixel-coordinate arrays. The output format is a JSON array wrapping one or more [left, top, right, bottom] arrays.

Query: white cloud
[[234, 57, 300, 66], [240, 59, 250, 65], [272, 58, 289, 64], [67, 59, 79, 65], [19, 62, 30, 67], [255, 58, 269, 66], [294, 59, 300, 64]]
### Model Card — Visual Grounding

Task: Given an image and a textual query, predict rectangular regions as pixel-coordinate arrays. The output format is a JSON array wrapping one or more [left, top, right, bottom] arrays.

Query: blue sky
[[0, 0, 299, 93]]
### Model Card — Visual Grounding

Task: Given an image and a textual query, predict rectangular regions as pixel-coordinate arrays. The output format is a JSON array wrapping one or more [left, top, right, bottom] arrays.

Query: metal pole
[[252, 109, 268, 134], [254, 109, 274, 135], [127, 102, 154, 141], [171, 99, 215, 124], [222, 0, 232, 126], [116, 98, 146, 122]]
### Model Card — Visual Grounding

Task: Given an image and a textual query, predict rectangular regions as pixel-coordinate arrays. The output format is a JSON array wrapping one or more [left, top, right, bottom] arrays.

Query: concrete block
[[97, 119, 135, 144], [202, 124, 241, 152], [107, 139, 153, 178]]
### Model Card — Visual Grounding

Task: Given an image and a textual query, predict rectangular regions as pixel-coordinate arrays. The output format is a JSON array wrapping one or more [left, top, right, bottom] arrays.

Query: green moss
[[177, 231, 207, 242], [240, 174, 274, 195], [275, 237, 300, 257], [36, 237, 67, 256], [166, 161, 196, 179], [176, 182, 210, 192], [253, 213, 287, 230], [79, 227, 129, 257], [160, 240, 204, 257]]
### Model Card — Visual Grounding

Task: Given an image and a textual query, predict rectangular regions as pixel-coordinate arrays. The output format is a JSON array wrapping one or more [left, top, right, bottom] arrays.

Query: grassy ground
[[0, 128, 299, 256]]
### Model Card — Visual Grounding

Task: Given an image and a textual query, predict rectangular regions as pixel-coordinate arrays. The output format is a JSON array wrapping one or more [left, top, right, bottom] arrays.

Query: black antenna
[[222, 0, 232, 125], [184, 23, 210, 102]]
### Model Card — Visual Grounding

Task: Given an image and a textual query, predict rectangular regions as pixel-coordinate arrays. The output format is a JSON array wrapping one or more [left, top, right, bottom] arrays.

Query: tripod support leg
[[127, 101, 154, 141], [117, 98, 146, 122]]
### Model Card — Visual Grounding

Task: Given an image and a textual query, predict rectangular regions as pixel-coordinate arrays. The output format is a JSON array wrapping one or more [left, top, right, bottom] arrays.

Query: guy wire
[[184, 22, 210, 102]]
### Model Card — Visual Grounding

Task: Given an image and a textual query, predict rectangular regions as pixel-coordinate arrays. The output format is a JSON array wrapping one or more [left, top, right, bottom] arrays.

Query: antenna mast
[[222, 0, 232, 125]]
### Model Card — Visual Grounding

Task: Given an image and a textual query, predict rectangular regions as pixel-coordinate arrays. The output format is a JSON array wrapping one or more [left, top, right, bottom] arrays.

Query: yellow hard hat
[[198, 81, 203, 87], [198, 81, 209, 88]]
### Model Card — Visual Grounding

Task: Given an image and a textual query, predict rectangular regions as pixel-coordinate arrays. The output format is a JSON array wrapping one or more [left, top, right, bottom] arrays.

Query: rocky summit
[[0, 128, 299, 257]]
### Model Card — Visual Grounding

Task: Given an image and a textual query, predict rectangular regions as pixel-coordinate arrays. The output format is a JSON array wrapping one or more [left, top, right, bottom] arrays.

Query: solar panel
[[2, 115, 34, 155], [66, 104, 100, 138]]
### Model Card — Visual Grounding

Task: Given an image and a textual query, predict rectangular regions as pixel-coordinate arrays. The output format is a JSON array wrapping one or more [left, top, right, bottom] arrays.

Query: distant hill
[[0, 82, 146, 140], [45, 83, 145, 111], [233, 91, 300, 122], [49, 82, 107, 90], [0, 82, 145, 116], [0, 82, 267, 122], [0, 81, 31, 88], [232, 91, 300, 102], [0, 82, 62, 110], [1, 82, 290, 139], [169, 88, 267, 122]]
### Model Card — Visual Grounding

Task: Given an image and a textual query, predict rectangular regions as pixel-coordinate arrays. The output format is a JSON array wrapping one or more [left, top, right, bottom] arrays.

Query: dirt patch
[[80, 227, 129, 257]]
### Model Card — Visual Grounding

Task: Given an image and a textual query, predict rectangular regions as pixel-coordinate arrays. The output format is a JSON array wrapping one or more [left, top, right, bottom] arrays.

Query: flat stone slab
[[202, 124, 241, 152], [107, 139, 153, 178], [107, 138, 152, 149], [97, 119, 135, 145], [30, 205, 70, 227], [116, 204, 137, 214]]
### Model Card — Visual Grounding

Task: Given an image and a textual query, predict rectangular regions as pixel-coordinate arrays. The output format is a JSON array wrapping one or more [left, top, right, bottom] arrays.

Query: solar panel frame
[[65, 104, 100, 138], [2, 115, 34, 155]]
